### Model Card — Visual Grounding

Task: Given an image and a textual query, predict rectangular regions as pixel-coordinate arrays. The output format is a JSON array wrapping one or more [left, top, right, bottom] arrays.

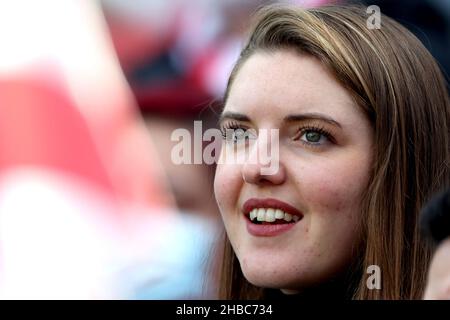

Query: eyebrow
[[284, 113, 342, 128], [218, 112, 251, 125], [219, 111, 342, 129]]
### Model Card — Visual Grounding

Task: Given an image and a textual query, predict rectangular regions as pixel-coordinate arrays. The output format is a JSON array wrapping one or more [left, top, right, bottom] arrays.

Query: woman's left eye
[[297, 129, 331, 146]]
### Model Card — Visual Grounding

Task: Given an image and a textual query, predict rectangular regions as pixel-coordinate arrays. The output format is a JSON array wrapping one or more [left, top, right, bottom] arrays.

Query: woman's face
[[214, 50, 373, 291]]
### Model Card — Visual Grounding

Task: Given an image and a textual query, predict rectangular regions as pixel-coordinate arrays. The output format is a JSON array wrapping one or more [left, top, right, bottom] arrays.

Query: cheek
[[288, 157, 369, 277], [297, 155, 370, 217], [214, 163, 241, 215]]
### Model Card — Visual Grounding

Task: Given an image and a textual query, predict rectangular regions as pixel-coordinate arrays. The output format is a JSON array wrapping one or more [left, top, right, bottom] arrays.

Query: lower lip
[[245, 217, 297, 237]]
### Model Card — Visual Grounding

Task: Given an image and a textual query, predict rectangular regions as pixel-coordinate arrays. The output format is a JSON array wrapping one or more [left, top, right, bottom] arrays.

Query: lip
[[242, 198, 303, 237], [245, 218, 297, 237]]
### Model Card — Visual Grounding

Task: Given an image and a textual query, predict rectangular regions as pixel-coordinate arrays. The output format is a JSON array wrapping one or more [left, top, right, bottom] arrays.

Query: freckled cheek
[[297, 163, 368, 217]]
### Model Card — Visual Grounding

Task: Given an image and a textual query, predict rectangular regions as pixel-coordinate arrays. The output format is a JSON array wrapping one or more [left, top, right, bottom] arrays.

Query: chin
[[242, 269, 289, 289], [239, 256, 303, 290], [238, 253, 335, 291]]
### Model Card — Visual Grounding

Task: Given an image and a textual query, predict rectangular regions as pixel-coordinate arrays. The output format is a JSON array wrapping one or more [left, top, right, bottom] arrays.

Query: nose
[[241, 130, 286, 185]]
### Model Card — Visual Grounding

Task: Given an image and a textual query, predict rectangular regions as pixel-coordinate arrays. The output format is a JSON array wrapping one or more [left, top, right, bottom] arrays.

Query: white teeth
[[266, 208, 275, 222], [248, 208, 301, 223], [257, 208, 266, 221], [275, 209, 284, 219], [250, 209, 257, 221]]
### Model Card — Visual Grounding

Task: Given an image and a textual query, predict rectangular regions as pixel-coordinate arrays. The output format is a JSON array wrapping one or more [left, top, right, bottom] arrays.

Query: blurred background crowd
[[0, 0, 448, 299]]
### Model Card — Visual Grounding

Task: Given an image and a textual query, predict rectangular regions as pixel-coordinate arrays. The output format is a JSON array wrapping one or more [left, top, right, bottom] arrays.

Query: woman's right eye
[[222, 128, 246, 143], [221, 126, 255, 143]]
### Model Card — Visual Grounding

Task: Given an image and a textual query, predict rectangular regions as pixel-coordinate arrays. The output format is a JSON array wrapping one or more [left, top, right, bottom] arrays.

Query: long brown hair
[[215, 4, 450, 299]]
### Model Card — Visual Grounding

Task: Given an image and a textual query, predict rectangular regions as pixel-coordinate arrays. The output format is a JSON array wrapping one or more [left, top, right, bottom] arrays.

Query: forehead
[[225, 50, 363, 125]]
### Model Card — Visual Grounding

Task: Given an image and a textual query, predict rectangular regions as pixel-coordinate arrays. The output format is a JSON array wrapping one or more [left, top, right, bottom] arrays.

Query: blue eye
[[296, 126, 333, 147], [301, 130, 327, 144]]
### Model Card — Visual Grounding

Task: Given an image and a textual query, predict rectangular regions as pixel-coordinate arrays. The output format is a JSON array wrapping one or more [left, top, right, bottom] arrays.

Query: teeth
[[248, 208, 301, 223], [266, 208, 275, 222], [284, 213, 292, 222], [257, 208, 266, 221], [250, 209, 257, 221], [275, 209, 284, 219]]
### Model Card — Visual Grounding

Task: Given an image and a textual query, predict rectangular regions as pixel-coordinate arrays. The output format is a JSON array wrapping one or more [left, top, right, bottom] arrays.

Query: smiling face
[[214, 49, 374, 292]]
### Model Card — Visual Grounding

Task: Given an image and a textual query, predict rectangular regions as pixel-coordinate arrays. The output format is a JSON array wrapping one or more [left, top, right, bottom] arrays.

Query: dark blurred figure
[[421, 189, 450, 245]]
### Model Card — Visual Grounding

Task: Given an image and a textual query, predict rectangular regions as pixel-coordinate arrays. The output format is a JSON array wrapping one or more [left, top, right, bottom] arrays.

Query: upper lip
[[242, 198, 304, 217]]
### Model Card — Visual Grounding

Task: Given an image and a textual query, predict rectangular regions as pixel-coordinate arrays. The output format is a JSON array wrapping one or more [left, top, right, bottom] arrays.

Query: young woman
[[213, 4, 450, 299]]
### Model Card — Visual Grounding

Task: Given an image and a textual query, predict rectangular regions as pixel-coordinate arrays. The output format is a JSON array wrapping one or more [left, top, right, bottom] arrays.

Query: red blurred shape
[[0, 76, 115, 195]]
